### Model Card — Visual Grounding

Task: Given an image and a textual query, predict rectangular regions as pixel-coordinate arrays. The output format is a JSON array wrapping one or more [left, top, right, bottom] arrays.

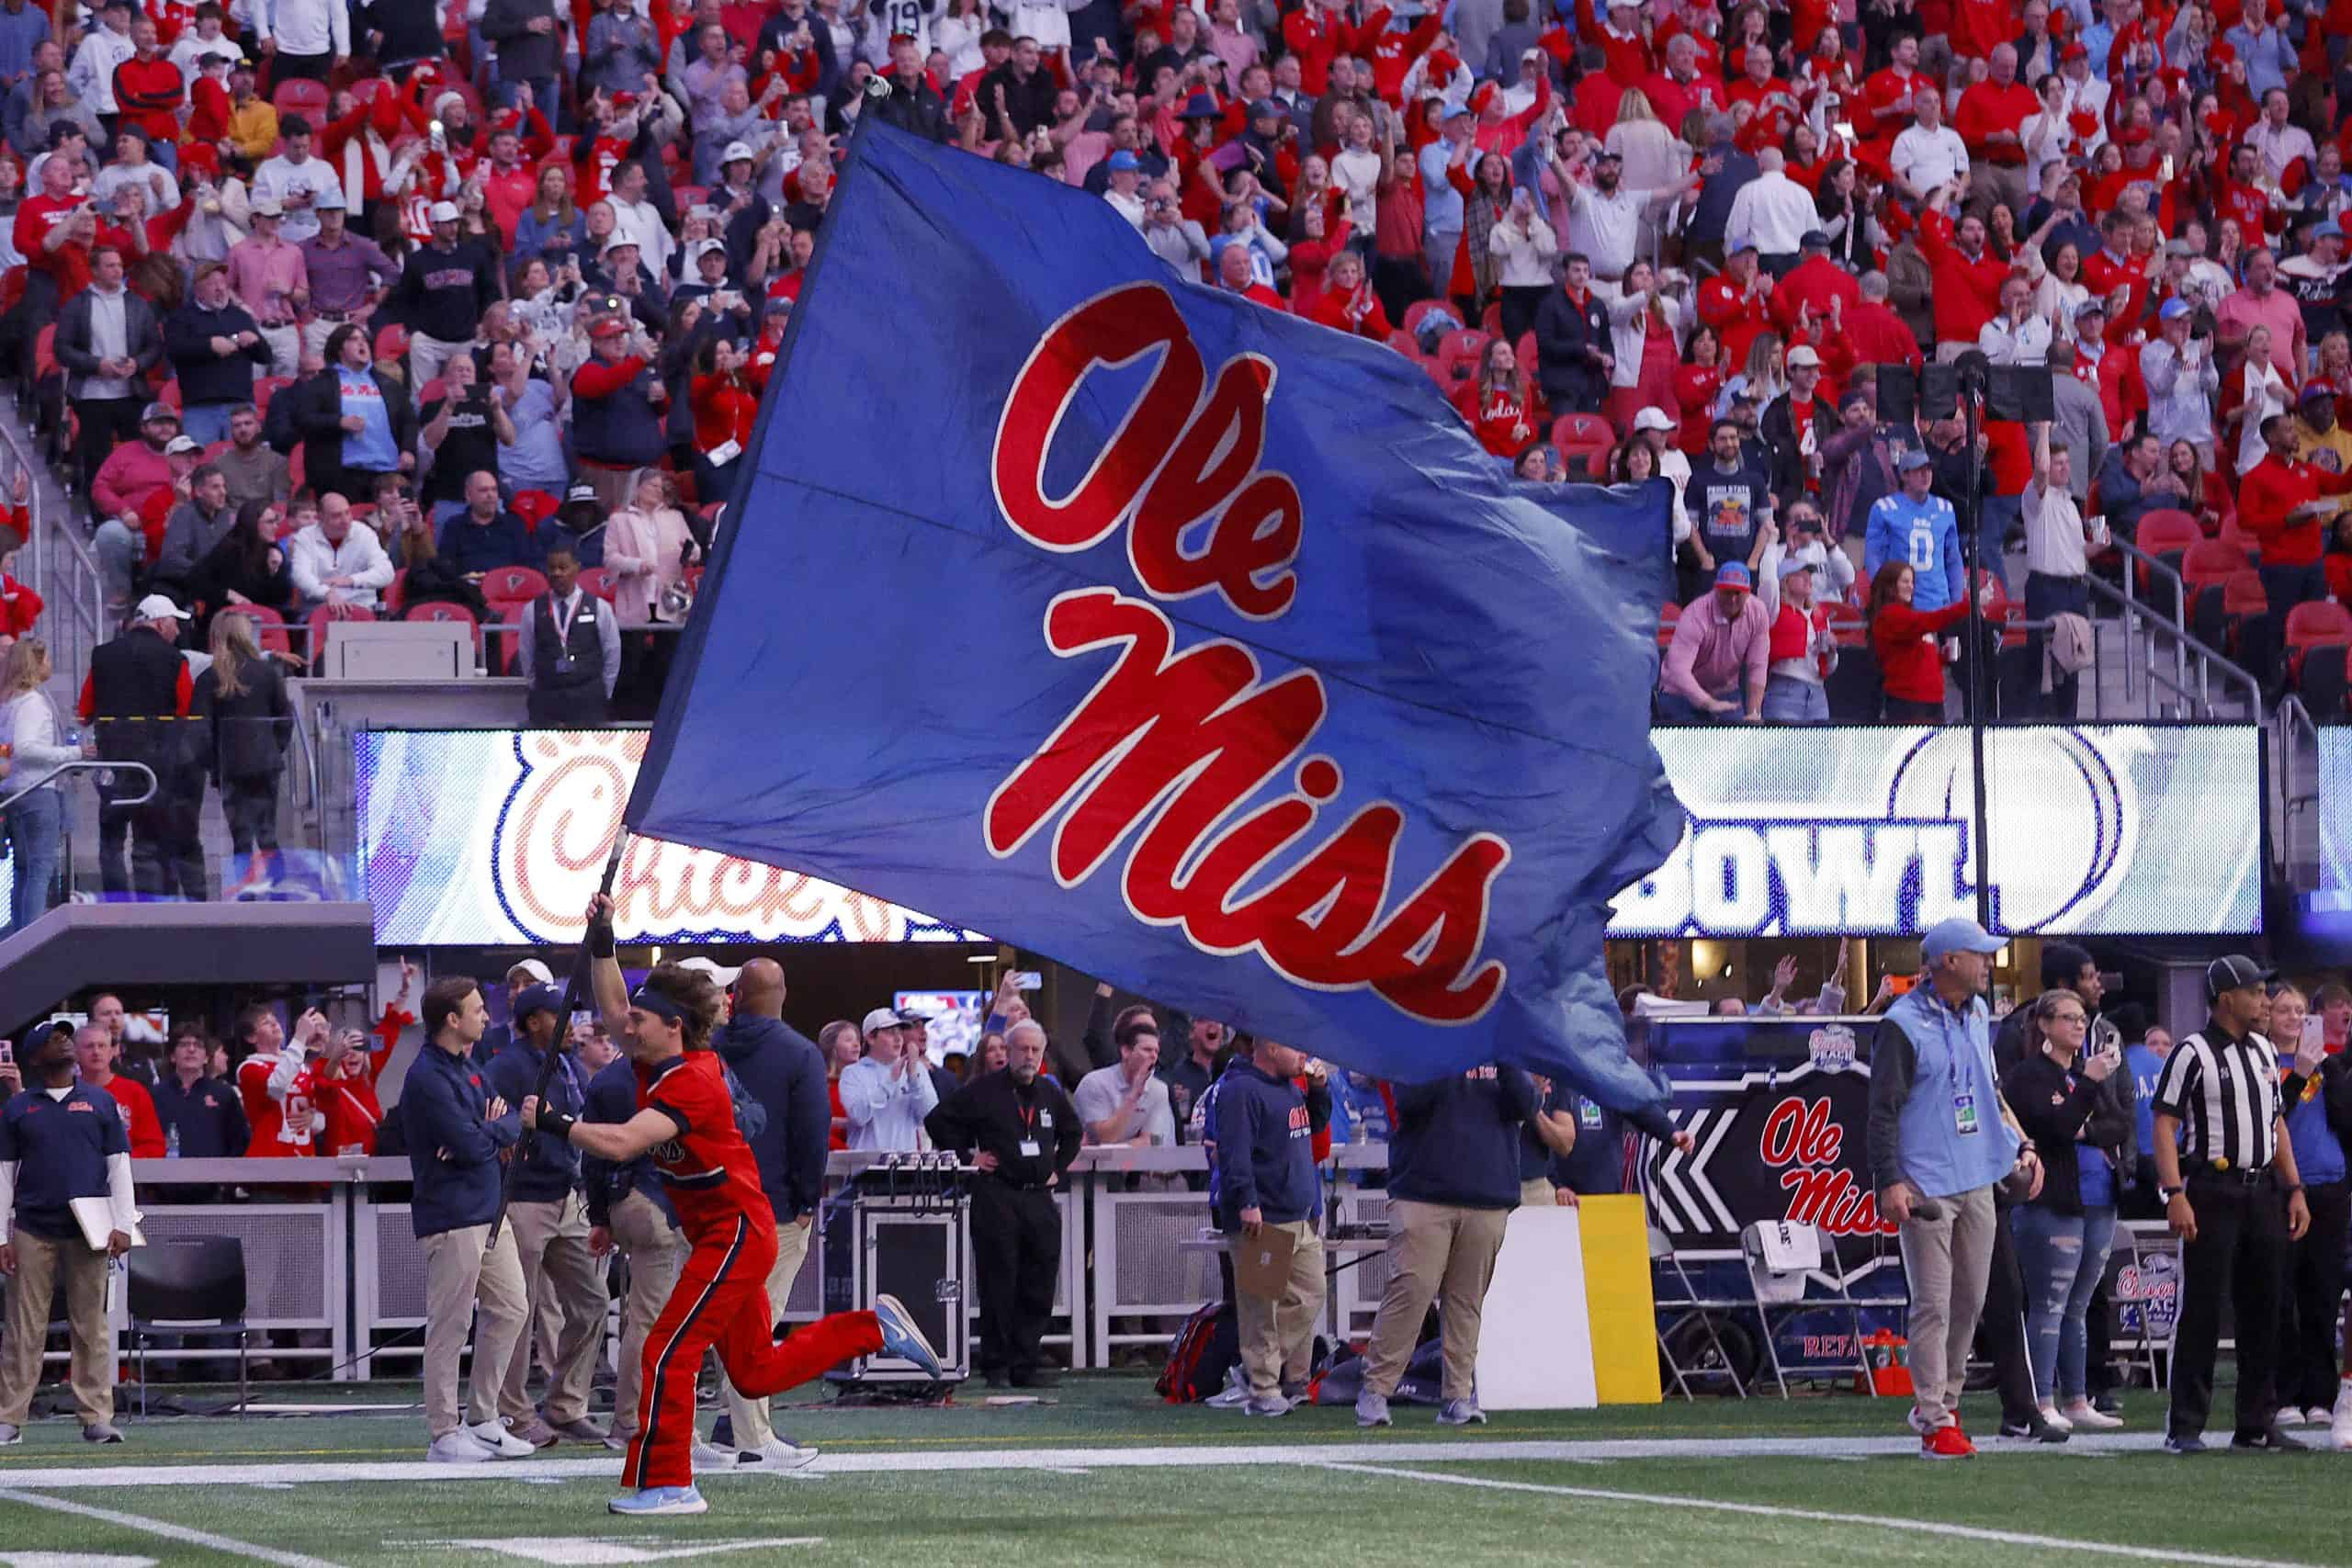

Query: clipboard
[[70, 1197, 143, 1253], [1232, 1224, 1297, 1298]]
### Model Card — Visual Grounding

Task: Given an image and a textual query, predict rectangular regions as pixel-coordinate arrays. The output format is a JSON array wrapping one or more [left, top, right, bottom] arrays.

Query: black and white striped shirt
[[2151, 1027, 2282, 1171]]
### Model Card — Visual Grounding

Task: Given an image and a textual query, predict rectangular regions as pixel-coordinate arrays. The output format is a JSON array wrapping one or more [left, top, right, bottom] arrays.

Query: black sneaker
[[2091, 1391, 2125, 1416], [2164, 1433, 2209, 1455], [2232, 1427, 2312, 1453], [1997, 1416, 2069, 1444]]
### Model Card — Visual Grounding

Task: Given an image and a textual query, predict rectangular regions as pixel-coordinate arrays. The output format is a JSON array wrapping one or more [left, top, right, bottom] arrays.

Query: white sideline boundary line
[[0, 1486, 351, 1568], [0, 1430, 2211, 1489], [1314, 1461, 2330, 1568]]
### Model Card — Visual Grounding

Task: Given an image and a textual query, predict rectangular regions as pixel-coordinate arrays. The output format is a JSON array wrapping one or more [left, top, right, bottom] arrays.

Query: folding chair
[[2110, 1225, 2173, 1392], [1649, 1224, 1747, 1400], [129, 1235, 253, 1416], [1742, 1219, 1877, 1398]]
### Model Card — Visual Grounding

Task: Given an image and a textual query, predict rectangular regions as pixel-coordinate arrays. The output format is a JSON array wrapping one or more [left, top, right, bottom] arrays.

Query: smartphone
[[2303, 1016, 2325, 1054], [0, 1039, 12, 1064], [1012, 970, 1043, 991]]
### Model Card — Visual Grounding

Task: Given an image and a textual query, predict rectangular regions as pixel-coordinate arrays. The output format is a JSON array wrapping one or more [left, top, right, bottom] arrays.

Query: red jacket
[[1915, 209, 2008, 345], [113, 54, 184, 145], [1871, 598, 1973, 704], [102, 1074, 167, 1157], [2240, 455, 2352, 567], [1952, 79, 2037, 166]]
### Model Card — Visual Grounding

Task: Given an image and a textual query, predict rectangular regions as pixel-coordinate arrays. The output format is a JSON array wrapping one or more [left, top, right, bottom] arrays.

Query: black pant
[[2023, 570, 2088, 719], [2169, 1170, 2289, 1439], [968, 1177, 1057, 1375], [1981, 1202, 2041, 1424], [2279, 1178, 2351, 1412], [220, 772, 281, 855], [1883, 694, 1945, 723], [74, 396, 144, 504], [97, 769, 198, 897], [526, 681, 610, 727], [2261, 561, 2327, 691], [267, 49, 334, 85], [1498, 285, 1548, 345]]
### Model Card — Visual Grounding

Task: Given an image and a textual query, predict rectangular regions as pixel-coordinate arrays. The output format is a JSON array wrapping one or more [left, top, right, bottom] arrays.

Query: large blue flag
[[628, 120, 1683, 1123]]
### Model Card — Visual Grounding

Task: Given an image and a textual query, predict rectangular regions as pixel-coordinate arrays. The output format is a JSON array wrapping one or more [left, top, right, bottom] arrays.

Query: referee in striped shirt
[[2152, 955, 2314, 1454]]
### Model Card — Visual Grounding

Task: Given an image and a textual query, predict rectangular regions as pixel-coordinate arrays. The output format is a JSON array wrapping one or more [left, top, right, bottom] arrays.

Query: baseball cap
[[2060, 39, 2087, 62], [1630, 406, 1675, 433], [1729, 236, 1759, 254], [1778, 554, 1814, 578], [164, 434, 199, 455], [687, 236, 726, 265], [860, 1007, 904, 1035], [1896, 448, 1933, 472], [512, 982, 567, 1024], [2159, 238, 2193, 259], [2159, 298, 2194, 321], [1713, 561, 1752, 592], [2204, 953, 2275, 999], [427, 199, 460, 224], [563, 480, 599, 508], [722, 140, 755, 164], [1106, 149, 1140, 171], [1839, 387, 1875, 411], [315, 188, 345, 210], [1247, 97, 1279, 119], [1921, 916, 2003, 964], [506, 958, 556, 985], [896, 1007, 933, 1025], [2317, 220, 2346, 243], [2075, 296, 2107, 319], [1787, 345, 1822, 367], [1799, 228, 1830, 249], [141, 400, 177, 423], [676, 956, 742, 987], [135, 592, 190, 621], [1593, 147, 1623, 163], [602, 232, 640, 254], [2301, 382, 2335, 405], [589, 317, 630, 339], [1442, 97, 1475, 120]]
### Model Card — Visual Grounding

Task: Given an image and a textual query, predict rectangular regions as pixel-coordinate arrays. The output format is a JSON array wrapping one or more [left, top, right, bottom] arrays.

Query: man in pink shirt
[[1659, 560, 1770, 722], [2215, 245, 2305, 373], [224, 199, 308, 377]]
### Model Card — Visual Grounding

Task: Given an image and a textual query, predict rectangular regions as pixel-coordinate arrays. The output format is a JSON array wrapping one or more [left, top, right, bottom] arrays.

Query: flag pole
[[488, 831, 630, 1248]]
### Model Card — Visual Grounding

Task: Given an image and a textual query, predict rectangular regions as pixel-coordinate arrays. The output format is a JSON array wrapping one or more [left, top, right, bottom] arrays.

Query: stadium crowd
[[0, 0, 2335, 753]]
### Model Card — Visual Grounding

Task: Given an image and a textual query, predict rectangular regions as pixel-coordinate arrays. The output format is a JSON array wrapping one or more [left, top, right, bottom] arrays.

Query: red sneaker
[[1921, 1425, 1976, 1460]]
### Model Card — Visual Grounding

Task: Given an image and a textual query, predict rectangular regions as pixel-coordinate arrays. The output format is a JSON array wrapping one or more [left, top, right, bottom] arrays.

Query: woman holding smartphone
[[2268, 984, 2352, 1427], [2000, 987, 2131, 1433]]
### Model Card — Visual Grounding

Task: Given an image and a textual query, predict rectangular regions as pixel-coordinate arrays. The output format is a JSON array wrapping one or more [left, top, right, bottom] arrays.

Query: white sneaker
[[2278, 1405, 2313, 1427], [1905, 1405, 1934, 1437], [2036, 1402, 2074, 1433], [428, 1429, 500, 1463], [2331, 1382, 2352, 1451], [741, 1438, 820, 1472], [691, 1438, 743, 1471], [466, 1419, 536, 1459], [2059, 1399, 2122, 1430]]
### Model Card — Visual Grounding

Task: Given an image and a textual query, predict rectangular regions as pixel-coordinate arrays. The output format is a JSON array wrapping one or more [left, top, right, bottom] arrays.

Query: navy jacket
[[1551, 1090, 1627, 1196], [152, 1073, 250, 1158], [1212, 1061, 1320, 1227], [485, 1038, 587, 1204], [712, 1014, 830, 1223], [581, 1054, 673, 1228], [436, 509, 543, 577], [0, 1083, 129, 1241], [398, 1042, 521, 1237], [1388, 1066, 1537, 1210]]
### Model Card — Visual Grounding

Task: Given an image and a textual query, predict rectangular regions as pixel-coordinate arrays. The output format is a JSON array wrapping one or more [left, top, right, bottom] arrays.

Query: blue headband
[[630, 983, 686, 1025]]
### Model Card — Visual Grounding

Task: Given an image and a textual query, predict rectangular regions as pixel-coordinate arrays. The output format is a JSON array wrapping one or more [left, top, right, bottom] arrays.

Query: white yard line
[[0, 1487, 352, 1568], [0, 1430, 2196, 1490], [1314, 1461, 2332, 1568]]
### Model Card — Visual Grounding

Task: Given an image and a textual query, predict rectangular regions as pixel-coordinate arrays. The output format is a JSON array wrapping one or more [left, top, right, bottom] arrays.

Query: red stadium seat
[[1433, 328, 1488, 384], [2181, 538, 2249, 591], [304, 603, 375, 669], [252, 376, 291, 415], [1823, 599, 1867, 646], [1401, 299, 1454, 339], [271, 78, 328, 120], [1657, 599, 1679, 649], [2135, 509, 2200, 593], [2287, 599, 2352, 685], [382, 568, 406, 615], [479, 564, 548, 604], [404, 599, 481, 657], [576, 566, 617, 602], [1551, 412, 1614, 478], [243, 604, 291, 657]]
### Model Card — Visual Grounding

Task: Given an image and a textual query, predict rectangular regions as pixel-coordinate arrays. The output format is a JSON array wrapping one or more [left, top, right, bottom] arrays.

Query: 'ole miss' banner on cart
[[626, 121, 1680, 1112]]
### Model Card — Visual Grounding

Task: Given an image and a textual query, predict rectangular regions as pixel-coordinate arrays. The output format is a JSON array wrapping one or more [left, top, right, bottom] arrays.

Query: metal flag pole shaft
[[488, 831, 631, 1249], [1957, 360, 1993, 931]]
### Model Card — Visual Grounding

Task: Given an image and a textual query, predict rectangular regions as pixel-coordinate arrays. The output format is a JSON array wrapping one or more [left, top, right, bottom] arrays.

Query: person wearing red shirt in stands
[[1642, 33, 1723, 134], [1856, 34, 1926, 180], [75, 1023, 165, 1157], [1281, 0, 1382, 96], [2242, 411, 2352, 668], [1306, 250, 1393, 338], [1916, 186, 2011, 358], [1773, 230, 1861, 336], [1584, 0, 1653, 87], [1454, 336, 1541, 457], [2211, 142, 2280, 251], [1674, 322, 1725, 455], [314, 1023, 390, 1156], [1866, 543, 1988, 722], [1725, 44, 1799, 155], [234, 1004, 329, 1157], [1953, 43, 2038, 223], [688, 335, 759, 506], [1698, 242, 1774, 371], [526, 896, 942, 1516], [1843, 269, 1924, 371], [16, 156, 98, 319], [110, 17, 183, 152], [1214, 241, 1284, 309]]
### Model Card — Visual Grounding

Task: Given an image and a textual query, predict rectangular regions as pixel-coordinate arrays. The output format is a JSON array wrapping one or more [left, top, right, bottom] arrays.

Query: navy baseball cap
[[513, 983, 567, 1024], [1713, 561, 1752, 592]]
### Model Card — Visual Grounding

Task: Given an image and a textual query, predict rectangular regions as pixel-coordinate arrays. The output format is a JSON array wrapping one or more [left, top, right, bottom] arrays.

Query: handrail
[[6, 757, 157, 806], [2081, 570, 2262, 720], [2277, 694, 2320, 886], [2110, 534, 2193, 707]]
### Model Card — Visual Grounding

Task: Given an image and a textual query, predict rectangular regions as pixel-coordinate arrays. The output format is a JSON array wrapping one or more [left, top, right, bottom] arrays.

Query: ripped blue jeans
[[2009, 1201, 2118, 1404]]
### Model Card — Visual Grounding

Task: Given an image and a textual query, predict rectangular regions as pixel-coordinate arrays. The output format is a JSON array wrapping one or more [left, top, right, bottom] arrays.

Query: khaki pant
[[1233, 1220, 1324, 1396], [1519, 1178, 1556, 1207], [606, 1189, 684, 1443], [420, 1221, 528, 1439], [1967, 159, 2029, 227], [1363, 1200, 1510, 1403], [719, 1215, 813, 1451], [1897, 1182, 1997, 1428], [0, 1228, 112, 1426], [500, 1191, 607, 1427], [407, 331, 474, 392], [256, 322, 300, 378]]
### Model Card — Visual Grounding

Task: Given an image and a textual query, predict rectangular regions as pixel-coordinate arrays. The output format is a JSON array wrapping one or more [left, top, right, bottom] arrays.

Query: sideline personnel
[[1869, 916, 2039, 1459], [2154, 955, 2312, 1455], [0, 1022, 137, 1445], [927, 1019, 1082, 1387]]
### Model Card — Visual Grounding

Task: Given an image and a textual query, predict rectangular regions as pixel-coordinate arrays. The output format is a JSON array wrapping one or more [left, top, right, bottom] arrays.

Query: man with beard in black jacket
[[704, 955, 831, 1472], [872, 37, 948, 141]]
